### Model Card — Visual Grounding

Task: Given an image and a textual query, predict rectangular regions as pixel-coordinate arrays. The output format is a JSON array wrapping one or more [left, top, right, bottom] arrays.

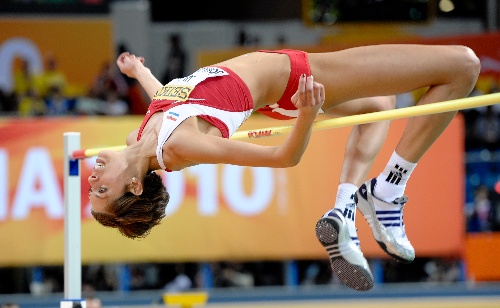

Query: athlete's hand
[[116, 52, 146, 79], [291, 74, 325, 120]]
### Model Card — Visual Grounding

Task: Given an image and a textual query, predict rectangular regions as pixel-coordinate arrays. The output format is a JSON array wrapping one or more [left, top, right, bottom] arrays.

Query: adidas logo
[[385, 164, 407, 185], [343, 202, 356, 222]]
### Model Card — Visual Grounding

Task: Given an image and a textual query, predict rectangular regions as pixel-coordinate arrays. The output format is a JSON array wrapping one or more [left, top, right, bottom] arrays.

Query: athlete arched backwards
[[87, 46, 480, 291]]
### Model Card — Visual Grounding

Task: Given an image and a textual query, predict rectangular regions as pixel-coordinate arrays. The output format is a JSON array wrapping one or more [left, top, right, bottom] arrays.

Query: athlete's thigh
[[308, 44, 469, 109]]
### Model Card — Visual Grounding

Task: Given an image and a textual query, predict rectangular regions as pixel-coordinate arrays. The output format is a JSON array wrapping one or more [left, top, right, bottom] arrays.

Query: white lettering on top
[[11, 148, 63, 220]]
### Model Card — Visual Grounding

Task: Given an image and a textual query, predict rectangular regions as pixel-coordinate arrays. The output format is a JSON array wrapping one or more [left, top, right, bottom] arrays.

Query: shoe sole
[[315, 217, 374, 291], [354, 193, 413, 264]]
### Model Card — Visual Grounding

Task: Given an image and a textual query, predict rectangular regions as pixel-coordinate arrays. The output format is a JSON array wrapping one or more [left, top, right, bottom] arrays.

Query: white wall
[[111, 0, 151, 60]]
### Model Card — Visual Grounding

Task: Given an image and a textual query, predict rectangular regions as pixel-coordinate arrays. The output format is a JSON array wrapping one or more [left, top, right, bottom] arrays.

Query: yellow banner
[[0, 18, 113, 95], [0, 115, 464, 265]]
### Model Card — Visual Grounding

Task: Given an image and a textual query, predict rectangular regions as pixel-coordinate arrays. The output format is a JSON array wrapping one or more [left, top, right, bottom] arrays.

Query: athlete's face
[[88, 150, 129, 213]]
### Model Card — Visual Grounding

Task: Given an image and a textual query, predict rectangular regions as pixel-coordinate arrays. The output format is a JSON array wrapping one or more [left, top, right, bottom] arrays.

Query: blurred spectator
[[82, 264, 119, 291], [300, 263, 320, 286], [74, 96, 105, 115], [214, 262, 254, 288], [424, 259, 461, 283], [236, 29, 259, 47], [12, 58, 36, 98], [472, 105, 500, 151], [84, 294, 102, 308], [276, 34, 287, 46], [164, 264, 192, 292], [17, 88, 45, 117], [247, 261, 283, 286], [463, 85, 499, 150], [89, 61, 128, 101], [101, 87, 128, 116], [45, 85, 74, 116], [36, 53, 67, 98], [0, 303, 20, 308], [466, 185, 495, 232], [383, 258, 428, 283], [300, 261, 331, 286], [488, 82, 500, 112], [127, 264, 161, 291], [0, 88, 17, 114], [126, 78, 149, 115], [82, 59, 131, 116], [161, 34, 187, 84], [237, 29, 249, 46]]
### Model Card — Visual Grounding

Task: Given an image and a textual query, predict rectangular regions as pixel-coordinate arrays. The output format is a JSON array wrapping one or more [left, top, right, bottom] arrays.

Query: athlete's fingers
[[118, 52, 130, 63], [291, 74, 307, 106], [319, 83, 325, 105], [299, 74, 307, 105], [313, 82, 325, 106], [308, 76, 319, 107], [303, 76, 314, 106]]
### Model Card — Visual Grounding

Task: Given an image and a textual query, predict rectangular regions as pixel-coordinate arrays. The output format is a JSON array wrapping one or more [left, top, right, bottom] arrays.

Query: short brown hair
[[91, 171, 169, 239]]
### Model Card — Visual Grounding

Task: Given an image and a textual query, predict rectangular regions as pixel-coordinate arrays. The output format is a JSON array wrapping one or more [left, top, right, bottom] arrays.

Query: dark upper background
[[0, 0, 487, 23]]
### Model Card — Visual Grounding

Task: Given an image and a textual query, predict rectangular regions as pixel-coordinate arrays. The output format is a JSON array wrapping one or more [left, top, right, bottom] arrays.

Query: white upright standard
[[62, 132, 85, 308]]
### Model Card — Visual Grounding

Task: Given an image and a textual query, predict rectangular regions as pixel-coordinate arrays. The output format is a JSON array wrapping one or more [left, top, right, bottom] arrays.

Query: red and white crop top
[[136, 66, 254, 171]]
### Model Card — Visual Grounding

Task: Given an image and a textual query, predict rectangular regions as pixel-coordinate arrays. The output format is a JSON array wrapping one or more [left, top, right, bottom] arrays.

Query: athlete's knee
[[451, 45, 481, 91], [367, 95, 396, 113], [458, 45, 481, 75]]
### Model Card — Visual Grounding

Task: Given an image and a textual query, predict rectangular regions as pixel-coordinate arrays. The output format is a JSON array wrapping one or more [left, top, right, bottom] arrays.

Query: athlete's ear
[[129, 177, 143, 196]]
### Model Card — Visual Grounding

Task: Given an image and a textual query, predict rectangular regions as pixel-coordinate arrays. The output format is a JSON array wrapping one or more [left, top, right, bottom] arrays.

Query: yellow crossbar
[[71, 92, 500, 159]]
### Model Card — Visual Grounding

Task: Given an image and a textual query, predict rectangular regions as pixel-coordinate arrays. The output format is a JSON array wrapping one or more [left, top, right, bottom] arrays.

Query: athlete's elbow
[[277, 155, 302, 168], [271, 147, 303, 168]]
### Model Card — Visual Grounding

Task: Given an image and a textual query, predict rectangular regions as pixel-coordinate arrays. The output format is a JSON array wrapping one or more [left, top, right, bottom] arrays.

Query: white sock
[[326, 183, 358, 239], [374, 151, 417, 202]]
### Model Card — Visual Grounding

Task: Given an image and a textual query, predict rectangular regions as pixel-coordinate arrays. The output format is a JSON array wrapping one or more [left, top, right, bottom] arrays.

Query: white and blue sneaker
[[355, 178, 415, 263], [316, 209, 374, 291], [324, 196, 360, 247]]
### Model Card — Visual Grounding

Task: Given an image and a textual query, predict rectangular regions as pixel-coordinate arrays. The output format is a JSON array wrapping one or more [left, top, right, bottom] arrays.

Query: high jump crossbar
[[71, 92, 500, 159]]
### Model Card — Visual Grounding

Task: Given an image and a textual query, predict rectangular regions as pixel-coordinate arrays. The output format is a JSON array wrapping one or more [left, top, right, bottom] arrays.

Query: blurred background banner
[[0, 115, 463, 265], [0, 18, 113, 97]]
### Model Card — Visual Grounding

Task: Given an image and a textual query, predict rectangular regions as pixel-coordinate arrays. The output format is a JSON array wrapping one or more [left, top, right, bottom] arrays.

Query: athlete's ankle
[[374, 151, 416, 203]]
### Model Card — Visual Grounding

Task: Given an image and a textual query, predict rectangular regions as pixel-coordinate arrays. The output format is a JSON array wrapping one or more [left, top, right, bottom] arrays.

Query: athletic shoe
[[323, 201, 360, 247], [355, 178, 415, 263], [316, 209, 374, 291]]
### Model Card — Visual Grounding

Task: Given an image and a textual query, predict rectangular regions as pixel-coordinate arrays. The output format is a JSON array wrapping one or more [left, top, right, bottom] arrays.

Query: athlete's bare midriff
[[215, 52, 291, 109]]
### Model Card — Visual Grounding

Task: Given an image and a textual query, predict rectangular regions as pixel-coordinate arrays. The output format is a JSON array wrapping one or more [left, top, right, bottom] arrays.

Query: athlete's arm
[[168, 75, 324, 168], [116, 52, 162, 99]]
